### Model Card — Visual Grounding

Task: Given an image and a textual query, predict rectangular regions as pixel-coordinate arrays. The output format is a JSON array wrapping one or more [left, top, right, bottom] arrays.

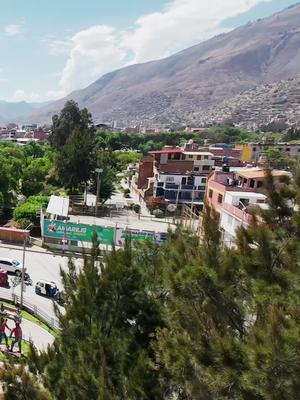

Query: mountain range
[[0, 101, 49, 124], [13, 3, 300, 127]]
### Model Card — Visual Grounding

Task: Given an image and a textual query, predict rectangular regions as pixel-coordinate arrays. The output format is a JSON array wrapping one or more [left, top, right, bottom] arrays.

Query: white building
[[220, 191, 267, 244]]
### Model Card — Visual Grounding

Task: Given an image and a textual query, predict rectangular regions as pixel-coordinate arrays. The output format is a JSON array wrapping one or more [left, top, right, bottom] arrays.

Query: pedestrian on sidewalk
[[14, 308, 22, 325], [10, 322, 22, 353], [0, 317, 10, 348]]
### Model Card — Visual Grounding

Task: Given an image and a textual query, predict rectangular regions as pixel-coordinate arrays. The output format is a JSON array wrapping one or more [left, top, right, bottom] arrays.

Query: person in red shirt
[[0, 317, 10, 348], [10, 322, 22, 353]]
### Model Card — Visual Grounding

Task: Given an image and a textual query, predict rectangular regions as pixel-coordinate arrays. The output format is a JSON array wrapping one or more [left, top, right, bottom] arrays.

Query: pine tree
[[29, 239, 166, 399], [155, 211, 247, 399], [235, 170, 300, 399]]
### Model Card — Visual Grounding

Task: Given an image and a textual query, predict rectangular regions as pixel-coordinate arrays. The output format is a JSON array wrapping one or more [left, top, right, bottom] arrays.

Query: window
[[253, 147, 256, 151], [194, 167, 200, 172], [201, 178, 207, 183], [198, 185, 205, 190], [286, 148, 290, 151], [188, 155, 193, 159], [166, 177, 174, 182], [217, 194, 223, 204], [204, 155, 209, 160], [250, 179, 255, 188], [257, 181, 263, 188], [209, 189, 213, 198], [187, 176, 194, 185], [202, 165, 210, 171], [243, 178, 248, 184]]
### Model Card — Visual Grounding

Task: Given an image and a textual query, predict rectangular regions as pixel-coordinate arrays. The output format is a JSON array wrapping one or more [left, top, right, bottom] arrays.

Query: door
[[0, 260, 13, 273]]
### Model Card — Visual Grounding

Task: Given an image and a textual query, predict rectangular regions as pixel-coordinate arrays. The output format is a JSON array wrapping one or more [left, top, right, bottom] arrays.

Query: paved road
[[0, 244, 82, 318]]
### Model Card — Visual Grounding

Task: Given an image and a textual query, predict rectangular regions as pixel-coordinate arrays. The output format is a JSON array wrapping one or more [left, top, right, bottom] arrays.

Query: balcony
[[181, 184, 195, 190], [222, 202, 253, 225], [165, 183, 179, 189]]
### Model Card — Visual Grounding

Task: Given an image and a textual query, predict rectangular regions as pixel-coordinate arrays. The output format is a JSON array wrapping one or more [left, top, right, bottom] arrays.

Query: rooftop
[[237, 168, 289, 179], [226, 192, 267, 200], [149, 147, 182, 154], [183, 151, 213, 156]]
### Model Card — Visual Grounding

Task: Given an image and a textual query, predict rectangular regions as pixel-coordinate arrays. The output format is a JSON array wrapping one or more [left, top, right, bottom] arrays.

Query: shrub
[[13, 196, 48, 225], [153, 209, 164, 218], [132, 204, 141, 214], [124, 193, 130, 198], [13, 203, 40, 224], [15, 218, 32, 230], [123, 188, 130, 195], [127, 201, 134, 210], [26, 196, 48, 207]]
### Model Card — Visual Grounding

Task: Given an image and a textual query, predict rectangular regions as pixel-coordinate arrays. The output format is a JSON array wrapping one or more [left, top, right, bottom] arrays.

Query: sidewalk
[[21, 318, 55, 350], [3, 318, 55, 351]]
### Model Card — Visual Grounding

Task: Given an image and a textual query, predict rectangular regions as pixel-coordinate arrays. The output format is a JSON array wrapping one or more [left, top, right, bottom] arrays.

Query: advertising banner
[[115, 228, 154, 246], [43, 220, 114, 245]]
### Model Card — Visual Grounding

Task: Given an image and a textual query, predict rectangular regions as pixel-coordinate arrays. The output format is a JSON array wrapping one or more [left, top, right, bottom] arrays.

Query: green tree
[[50, 100, 94, 149], [155, 211, 246, 399], [29, 240, 166, 399], [56, 127, 96, 191], [265, 146, 295, 170]]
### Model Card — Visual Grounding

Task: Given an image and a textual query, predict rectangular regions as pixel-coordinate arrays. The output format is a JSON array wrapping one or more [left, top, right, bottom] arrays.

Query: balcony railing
[[222, 202, 253, 225]]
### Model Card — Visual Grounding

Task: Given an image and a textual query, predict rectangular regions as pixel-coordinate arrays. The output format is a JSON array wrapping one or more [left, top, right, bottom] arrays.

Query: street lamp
[[20, 223, 33, 308], [95, 168, 103, 218]]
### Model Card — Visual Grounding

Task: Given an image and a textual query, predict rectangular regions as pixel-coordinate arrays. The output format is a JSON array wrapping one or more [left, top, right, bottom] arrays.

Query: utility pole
[[20, 223, 33, 308], [95, 168, 103, 218]]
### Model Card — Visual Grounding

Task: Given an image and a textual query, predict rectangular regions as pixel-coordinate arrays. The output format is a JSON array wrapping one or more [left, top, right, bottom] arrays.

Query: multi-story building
[[219, 191, 267, 244], [150, 142, 215, 209], [236, 142, 300, 163], [206, 167, 290, 244], [137, 140, 245, 210]]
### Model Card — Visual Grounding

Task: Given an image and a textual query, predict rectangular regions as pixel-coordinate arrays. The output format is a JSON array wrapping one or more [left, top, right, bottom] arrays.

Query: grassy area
[[0, 301, 57, 336], [0, 300, 58, 361], [0, 339, 30, 361]]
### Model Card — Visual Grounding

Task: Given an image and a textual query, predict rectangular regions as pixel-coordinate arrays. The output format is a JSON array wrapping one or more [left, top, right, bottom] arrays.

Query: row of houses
[[134, 140, 290, 245], [136, 140, 243, 210]]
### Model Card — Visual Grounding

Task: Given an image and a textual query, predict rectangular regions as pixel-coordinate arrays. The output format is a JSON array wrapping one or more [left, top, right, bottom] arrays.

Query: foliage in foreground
[[3, 170, 300, 399]]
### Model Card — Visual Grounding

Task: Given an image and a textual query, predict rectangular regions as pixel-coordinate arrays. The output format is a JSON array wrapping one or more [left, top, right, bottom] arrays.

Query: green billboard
[[43, 220, 114, 245]]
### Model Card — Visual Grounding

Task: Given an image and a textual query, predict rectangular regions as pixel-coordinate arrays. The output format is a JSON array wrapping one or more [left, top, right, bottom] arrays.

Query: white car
[[0, 258, 24, 275]]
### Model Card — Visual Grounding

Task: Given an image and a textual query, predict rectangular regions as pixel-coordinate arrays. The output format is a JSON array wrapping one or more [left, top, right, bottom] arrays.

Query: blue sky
[[0, 0, 297, 102]]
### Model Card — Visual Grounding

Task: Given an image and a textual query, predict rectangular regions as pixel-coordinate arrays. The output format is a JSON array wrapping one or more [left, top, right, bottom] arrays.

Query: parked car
[[0, 258, 24, 276], [35, 280, 59, 298], [0, 269, 9, 287]]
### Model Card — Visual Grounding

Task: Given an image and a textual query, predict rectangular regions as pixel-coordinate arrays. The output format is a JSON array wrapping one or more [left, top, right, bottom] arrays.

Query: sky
[[0, 0, 297, 103]]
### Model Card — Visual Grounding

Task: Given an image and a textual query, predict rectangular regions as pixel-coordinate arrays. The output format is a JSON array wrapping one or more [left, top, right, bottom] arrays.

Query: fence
[[0, 289, 60, 331]]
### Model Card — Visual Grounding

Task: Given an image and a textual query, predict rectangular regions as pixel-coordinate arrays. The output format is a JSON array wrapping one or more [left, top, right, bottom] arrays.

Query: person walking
[[0, 318, 10, 348], [10, 322, 22, 353]]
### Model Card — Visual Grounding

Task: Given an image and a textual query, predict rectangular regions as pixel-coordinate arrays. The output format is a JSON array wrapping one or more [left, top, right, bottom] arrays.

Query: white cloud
[[9, 89, 63, 103], [124, 0, 271, 63], [59, 25, 127, 93], [49, 39, 72, 56], [4, 24, 21, 36], [56, 0, 269, 95]]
